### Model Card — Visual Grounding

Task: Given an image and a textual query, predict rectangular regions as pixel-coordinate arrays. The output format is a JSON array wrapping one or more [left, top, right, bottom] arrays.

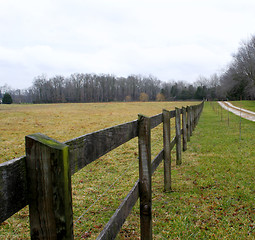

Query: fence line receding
[[0, 101, 204, 239]]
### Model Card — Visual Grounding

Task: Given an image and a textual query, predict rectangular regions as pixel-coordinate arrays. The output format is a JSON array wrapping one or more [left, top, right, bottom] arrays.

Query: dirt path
[[218, 101, 255, 122]]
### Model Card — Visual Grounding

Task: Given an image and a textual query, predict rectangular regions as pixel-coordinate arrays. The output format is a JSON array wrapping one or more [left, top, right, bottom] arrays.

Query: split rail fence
[[0, 101, 204, 239]]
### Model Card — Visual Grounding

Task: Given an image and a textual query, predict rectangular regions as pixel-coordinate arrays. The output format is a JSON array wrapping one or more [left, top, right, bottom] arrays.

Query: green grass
[[230, 100, 255, 112], [0, 101, 254, 239], [149, 102, 255, 239]]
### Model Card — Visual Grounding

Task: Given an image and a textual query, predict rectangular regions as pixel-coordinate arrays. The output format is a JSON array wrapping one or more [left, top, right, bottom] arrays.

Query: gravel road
[[218, 101, 255, 122]]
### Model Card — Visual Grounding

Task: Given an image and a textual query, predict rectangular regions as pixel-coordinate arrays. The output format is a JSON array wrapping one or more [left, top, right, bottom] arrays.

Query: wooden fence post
[[25, 133, 73, 240], [182, 107, 187, 151], [163, 109, 171, 192], [175, 108, 181, 165], [138, 114, 152, 240], [186, 106, 191, 142]]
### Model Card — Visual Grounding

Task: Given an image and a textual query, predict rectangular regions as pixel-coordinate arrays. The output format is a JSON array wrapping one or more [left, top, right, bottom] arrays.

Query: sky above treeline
[[1, 0, 255, 89]]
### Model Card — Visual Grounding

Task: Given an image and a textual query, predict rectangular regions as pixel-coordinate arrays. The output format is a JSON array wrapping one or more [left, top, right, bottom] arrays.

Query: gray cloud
[[1, 0, 255, 89]]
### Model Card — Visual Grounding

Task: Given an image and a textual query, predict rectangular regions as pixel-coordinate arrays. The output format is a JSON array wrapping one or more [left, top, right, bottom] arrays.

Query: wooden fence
[[0, 101, 204, 239]]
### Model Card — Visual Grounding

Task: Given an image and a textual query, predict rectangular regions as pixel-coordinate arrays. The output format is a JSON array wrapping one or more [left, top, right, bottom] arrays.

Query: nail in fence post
[[175, 108, 182, 165], [138, 114, 152, 240], [163, 109, 171, 192], [186, 106, 191, 141], [25, 133, 73, 240], [182, 107, 187, 151]]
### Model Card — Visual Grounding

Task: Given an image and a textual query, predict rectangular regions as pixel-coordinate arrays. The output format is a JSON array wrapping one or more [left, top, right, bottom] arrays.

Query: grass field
[[0, 101, 254, 239], [150, 102, 255, 239], [0, 101, 193, 239], [0, 102, 192, 163]]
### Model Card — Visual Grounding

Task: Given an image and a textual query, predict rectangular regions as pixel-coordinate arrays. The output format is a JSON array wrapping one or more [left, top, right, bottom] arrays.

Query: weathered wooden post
[[182, 107, 187, 151], [138, 114, 152, 240], [162, 109, 171, 192], [175, 108, 181, 165], [186, 106, 191, 142], [25, 133, 73, 240]]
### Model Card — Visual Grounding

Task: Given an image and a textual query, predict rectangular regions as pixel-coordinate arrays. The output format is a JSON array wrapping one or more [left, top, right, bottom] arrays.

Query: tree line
[[1, 35, 255, 104], [1, 74, 219, 104]]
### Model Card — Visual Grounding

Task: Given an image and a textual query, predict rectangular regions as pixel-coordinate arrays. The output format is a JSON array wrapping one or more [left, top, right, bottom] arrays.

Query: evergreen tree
[[2, 93, 13, 104]]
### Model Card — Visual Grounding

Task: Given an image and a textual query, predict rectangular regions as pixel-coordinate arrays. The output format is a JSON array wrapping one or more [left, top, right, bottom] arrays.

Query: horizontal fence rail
[[65, 120, 139, 175], [0, 101, 204, 239]]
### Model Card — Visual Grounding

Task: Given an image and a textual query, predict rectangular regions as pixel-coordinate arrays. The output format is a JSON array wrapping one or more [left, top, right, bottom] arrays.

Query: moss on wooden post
[[25, 133, 73, 240]]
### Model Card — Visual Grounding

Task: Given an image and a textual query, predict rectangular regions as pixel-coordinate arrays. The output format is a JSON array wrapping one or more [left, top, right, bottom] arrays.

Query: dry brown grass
[[0, 101, 195, 239], [0, 102, 193, 163]]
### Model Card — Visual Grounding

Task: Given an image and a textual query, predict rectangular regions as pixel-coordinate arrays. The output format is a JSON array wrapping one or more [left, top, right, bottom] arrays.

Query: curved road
[[218, 101, 255, 122]]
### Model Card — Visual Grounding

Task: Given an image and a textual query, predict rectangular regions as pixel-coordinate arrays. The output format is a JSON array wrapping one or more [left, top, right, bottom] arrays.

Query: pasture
[[0, 101, 254, 239], [0, 102, 190, 163], [0, 101, 193, 239]]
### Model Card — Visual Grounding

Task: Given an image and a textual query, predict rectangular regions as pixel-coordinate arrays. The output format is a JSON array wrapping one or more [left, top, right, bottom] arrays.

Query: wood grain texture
[[0, 156, 28, 223], [175, 108, 182, 165], [138, 114, 152, 240], [26, 133, 73, 240], [65, 120, 138, 175], [150, 113, 162, 129], [163, 109, 171, 191]]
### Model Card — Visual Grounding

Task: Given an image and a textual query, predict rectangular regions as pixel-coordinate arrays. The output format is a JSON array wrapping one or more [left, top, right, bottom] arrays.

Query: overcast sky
[[1, 0, 255, 89]]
